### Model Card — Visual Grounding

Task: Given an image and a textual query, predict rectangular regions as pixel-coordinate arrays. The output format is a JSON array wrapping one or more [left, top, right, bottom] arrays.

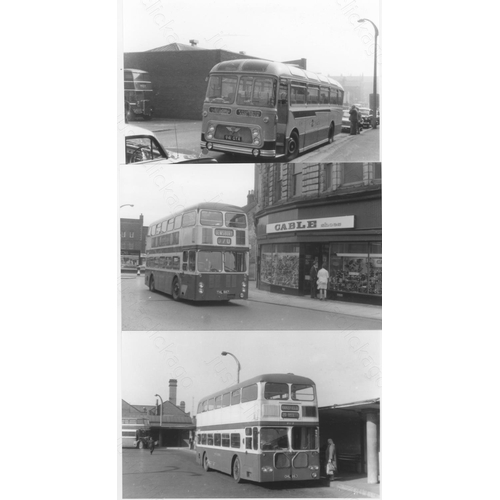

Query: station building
[[254, 163, 382, 305], [122, 379, 195, 447]]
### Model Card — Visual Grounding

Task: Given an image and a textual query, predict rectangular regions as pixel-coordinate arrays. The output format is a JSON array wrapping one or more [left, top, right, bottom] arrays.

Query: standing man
[[325, 438, 337, 482], [349, 105, 358, 135], [310, 260, 318, 299], [149, 436, 155, 455]]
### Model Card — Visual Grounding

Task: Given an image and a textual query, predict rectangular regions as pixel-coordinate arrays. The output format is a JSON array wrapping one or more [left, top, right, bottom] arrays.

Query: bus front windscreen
[[292, 427, 318, 450], [205, 75, 238, 104], [261, 427, 289, 450], [197, 251, 222, 272], [224, 252, 246, 272], [237, 76, 276, 107]]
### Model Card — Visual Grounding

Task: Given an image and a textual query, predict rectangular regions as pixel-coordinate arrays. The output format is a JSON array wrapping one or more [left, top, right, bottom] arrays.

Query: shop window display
[[260, 244, 299, 289], [328, 243, 382, 295]]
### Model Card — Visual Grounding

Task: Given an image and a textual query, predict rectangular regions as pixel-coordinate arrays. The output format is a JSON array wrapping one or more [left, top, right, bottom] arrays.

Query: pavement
[[247, 281, 381, 322]]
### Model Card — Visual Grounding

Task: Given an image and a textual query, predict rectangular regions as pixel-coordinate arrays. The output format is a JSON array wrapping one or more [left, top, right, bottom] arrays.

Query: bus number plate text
[[224, 135, 242, 141], [217, 290, 230, 295]]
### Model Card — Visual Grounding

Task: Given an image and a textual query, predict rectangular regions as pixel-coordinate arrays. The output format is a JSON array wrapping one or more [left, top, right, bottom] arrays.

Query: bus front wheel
[[232, 457, 242, 483], [203, 454, 211, 472], [149, 276, 155, 292], [286, 132, 299, 161], [328, 123, 335, 143], [172, 278, 181, 301]]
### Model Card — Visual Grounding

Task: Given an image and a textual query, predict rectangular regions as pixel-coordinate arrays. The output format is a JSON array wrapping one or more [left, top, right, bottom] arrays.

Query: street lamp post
[[358, 18, 379, 129], [221, 351, 241, 384], [155, 394, 163, 426]]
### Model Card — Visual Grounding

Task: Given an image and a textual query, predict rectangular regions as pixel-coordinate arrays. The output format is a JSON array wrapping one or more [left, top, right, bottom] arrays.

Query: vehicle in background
[[358, 107, 373, 128], [201, 59, 344, 161], [342, 109, 351, 132], [123, 125, 216, 164], [122, 417, 151, 449], [124, 69, 154, 122]]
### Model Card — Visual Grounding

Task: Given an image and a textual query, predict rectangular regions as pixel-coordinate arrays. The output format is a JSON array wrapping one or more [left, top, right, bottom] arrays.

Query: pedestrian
[[349, 105, 358, 135], [357, 108, 363, 134], [317, 264, 329, 301], [149, 436, 155, 455], [309, 261, 319, 298], [325, 438, 337, 481]]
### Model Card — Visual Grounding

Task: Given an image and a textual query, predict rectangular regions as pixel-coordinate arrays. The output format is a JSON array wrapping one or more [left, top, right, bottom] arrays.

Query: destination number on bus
[[217, 237, 232, 245]]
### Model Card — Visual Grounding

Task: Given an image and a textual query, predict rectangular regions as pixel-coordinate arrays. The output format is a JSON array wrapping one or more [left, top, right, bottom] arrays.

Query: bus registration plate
[[217, 290, 230, 295], [224, 135, 242, 141]]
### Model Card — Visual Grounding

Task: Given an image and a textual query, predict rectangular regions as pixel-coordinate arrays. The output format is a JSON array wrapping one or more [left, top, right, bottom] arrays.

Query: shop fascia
[[266, 215, 355, 234]]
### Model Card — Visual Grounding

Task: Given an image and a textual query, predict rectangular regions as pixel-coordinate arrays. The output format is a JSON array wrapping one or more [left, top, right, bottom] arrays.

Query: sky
[[121, 330, 381, 415], [119, 164, 255, 226], [121, 0, 382, 77]]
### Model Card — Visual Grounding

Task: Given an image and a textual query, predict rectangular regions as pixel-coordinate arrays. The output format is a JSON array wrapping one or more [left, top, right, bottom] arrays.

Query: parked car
[[342, 110, 351, 132], [358, 107, 373, 128], [123, 125, 216, 164]]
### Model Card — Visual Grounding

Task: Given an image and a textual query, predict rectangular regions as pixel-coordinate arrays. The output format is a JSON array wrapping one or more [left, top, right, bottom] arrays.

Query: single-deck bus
[[200, 59, 344, 160], [195, 373, 320, 483], [145, 203, 249, 301], [124, 68, 154, 121], [122, 417, 150, 449]]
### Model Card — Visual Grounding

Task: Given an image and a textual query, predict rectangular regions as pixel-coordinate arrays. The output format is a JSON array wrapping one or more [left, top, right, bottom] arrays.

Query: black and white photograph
[[120, 164, 382, 331], [120, 0, 381, 164], [121, 331, 381, 498]]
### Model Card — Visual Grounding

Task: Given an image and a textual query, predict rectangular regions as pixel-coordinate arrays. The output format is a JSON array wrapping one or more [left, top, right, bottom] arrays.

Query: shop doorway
[[302, 243, 329, 295]]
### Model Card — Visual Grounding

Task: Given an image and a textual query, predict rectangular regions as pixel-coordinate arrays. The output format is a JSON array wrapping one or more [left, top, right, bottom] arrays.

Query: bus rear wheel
[[232, 457, 242, 483], [203, 454, 211, 472], [328, 123, 335, 143], [149, 276, 155, 292], [172, 278, 181, 301], [286, 132, 299, 161]]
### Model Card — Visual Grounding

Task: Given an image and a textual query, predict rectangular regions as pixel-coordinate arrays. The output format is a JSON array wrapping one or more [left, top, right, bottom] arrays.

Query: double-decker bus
[[124, 68, 154, 121], [145, 202, 249, 301], [195, 373, 320, 483], [122, 417, 150, 449], [200, 59, 344, 160]]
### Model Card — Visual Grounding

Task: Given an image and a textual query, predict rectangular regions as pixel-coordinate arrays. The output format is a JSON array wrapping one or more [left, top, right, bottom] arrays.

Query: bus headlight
[[240, 293, 245, 298], [241, 281, 247, 290], [198, 282, 204, 294], [311, 472, 318, 478], [203, 111, 208, 117], [208, 125, 215, 133], [263, 117, 269, 123], [309, 465, 319, 470], [207, 143, 213, 150], [261, 466, 274, 473], [252, 128, 259, 136]]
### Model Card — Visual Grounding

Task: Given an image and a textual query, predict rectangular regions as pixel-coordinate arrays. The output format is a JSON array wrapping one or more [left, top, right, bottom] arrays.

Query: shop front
[[256, 201, 381, 305]]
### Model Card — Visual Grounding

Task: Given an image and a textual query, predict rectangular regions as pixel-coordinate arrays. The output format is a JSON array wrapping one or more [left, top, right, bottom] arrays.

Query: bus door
[[290, 83, 307, 150], [276, 79, 289, 156]]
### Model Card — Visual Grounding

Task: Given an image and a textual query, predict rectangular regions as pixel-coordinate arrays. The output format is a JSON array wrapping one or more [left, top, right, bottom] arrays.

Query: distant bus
[[145, 202, 250, 301], [195, 373, 320, 483], [200, 59, 344, 160], [122, 417, 150, 449], [124, 68, 154, 121]]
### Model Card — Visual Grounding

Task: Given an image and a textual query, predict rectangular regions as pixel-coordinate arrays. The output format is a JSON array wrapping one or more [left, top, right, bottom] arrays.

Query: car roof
[[121, 124, 158, 138]]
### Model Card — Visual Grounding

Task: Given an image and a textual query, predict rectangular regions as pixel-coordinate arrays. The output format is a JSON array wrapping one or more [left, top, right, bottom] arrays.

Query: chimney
[[169, 379, 177, 405], [247, 190, 255, 205], [189, 39, 198, 46], [180, 401, 186, 413]]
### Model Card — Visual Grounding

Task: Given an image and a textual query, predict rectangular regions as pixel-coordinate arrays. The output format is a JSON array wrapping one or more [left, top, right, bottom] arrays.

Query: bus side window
[[253, 427, 259, 450], [189, 251, 196, 272], [182, 251, 188, 271], [245, 427, 252, 449]]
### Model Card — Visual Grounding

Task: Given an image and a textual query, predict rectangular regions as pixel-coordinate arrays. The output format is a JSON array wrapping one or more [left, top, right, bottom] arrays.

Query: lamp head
[[221, 351, 228, 356]]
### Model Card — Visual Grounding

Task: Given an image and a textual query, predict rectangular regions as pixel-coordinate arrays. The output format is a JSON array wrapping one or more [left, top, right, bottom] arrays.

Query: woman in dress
[[317, 264, 329, 301]]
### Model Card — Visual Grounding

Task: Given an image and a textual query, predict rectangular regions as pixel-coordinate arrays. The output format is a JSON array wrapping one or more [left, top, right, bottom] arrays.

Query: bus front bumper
[[200, 140, 281, 158]]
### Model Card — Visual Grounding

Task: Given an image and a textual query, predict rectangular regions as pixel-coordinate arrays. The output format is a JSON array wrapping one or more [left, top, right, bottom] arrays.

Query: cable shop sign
[[266, 215, 355, 234]]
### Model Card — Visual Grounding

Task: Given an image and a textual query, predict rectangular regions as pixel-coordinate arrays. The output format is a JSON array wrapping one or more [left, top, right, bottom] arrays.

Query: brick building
[[120, 215, 148, 271], [253, 164, 382, 305]]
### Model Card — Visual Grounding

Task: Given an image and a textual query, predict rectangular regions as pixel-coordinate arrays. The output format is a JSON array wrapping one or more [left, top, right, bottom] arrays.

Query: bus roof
[[209, 59, 343, 90], [124, 68, 150, 74], [199, 373, 316, 403], [149, 202, 245, 227]]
